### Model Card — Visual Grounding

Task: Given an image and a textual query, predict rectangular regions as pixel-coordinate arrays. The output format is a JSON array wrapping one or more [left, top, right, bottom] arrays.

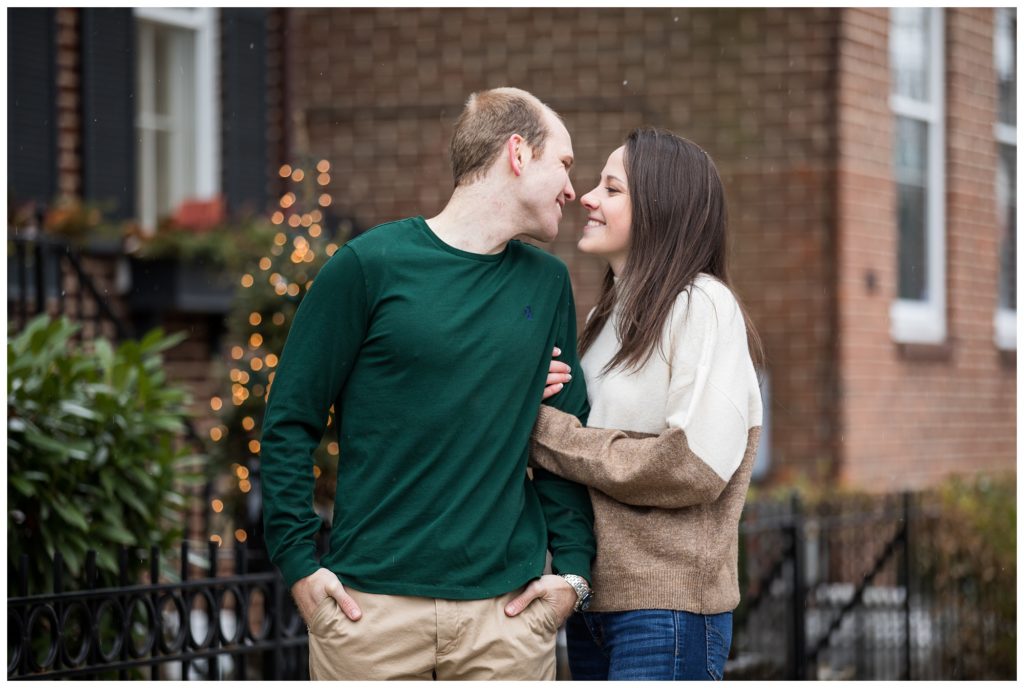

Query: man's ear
[[506, 134, 526, 177]]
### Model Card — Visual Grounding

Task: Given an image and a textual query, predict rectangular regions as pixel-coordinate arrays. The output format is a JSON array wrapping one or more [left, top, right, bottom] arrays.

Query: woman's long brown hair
[[579, 127, 764, 374]]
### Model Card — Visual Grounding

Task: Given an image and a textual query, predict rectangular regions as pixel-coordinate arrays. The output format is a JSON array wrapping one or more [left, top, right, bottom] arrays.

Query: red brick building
[[8, 8, 1016, 490]]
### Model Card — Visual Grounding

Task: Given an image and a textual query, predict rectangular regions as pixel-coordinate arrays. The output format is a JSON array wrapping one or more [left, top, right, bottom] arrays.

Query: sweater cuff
[[276, 547, 321, 590], [535, 404, 579, 438], [551, 546, 593, 586]]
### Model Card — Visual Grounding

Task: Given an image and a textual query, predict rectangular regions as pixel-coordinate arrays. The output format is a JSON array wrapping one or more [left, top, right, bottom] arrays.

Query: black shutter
[[221, 8, 268, 218], [8, 9, 57, 207], [80, 9, 135, 220]]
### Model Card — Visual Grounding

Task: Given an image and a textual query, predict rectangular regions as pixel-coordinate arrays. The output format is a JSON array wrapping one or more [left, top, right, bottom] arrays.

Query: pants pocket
[[704, 612, 733, 681]]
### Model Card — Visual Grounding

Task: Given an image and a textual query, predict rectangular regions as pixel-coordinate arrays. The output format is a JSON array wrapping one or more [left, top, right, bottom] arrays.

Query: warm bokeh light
[[291, 169, 304, 182], [253, 383, 265, 397], [278, 164, 292, 178], [265, 354, 279, 368], [235, 529, 248, 543], [301, 214, 312, 227], [274, 282, 288, 296], [327, 243, 338, 256], [274, 233, 287, 246], [328, 442, 339, 455], [210, 427, 223, 442], [318, 173, 331, 186], [259, 257, 272, 271], [309, 224, 322, 238], [272, 313, 285, 325], [271, 211, 284, 225], [211, 499, 224, 513], [210, 397, 223, 411], [236, 465, 250, 480], [287, 283, 300, 296], [248, 440, 261, 453], [249, 312, 262, 326], [251, 358, 264, 371], [240, 274, 254, 288], [210, 534, 223, 546], [313, 465, 322, 478], [317, 159, 330, 173], [318, 193, 331, 207], [288, 214, 301, 228], [239, 480, 251, 493], [281, 192, 296, 208], [249, 333, 263, 348]]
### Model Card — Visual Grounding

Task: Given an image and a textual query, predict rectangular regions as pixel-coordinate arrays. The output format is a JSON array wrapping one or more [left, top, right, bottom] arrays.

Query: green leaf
[[9, 475, 36, 497], [59, 401, 100, 421], [51, 498, 90, 532], [95, 522, 136, 546]]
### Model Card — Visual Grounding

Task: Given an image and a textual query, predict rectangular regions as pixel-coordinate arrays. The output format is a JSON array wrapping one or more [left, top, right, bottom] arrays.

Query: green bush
[[7, 315, 204, 595]]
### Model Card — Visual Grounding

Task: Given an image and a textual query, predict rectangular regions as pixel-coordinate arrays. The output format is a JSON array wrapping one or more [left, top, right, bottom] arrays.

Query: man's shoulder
[[510, 240, 569, 275], [346, 216, 420, 255]]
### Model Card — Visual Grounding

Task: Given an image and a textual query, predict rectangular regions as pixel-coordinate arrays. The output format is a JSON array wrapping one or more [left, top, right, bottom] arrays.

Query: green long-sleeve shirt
[[261, 216, 595, 598]]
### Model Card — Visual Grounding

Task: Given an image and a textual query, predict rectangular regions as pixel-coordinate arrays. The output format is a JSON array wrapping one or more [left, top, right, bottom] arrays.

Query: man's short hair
[[449, 87, 553, 187]]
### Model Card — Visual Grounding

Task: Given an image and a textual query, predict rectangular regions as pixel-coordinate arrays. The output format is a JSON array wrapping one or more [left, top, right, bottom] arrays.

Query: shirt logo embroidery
[[524, 306, 533, 321]]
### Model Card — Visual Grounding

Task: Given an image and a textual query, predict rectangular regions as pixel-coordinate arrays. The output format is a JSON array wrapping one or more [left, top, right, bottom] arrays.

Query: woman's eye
[[605, 187, 618, 194]]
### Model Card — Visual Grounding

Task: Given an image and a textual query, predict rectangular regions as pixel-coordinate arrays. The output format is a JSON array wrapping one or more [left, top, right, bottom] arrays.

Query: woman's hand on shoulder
[[542, 347, 573, 401]]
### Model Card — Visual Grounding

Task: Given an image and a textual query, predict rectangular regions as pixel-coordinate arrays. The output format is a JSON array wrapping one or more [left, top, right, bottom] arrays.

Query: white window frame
[[133, 7, 220, 234], [889, 8, 946, 345], [993, 8, 1016, 351]]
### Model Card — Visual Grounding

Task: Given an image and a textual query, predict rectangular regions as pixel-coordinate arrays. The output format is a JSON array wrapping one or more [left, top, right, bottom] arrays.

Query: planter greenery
[[7, 315, 205, 595]]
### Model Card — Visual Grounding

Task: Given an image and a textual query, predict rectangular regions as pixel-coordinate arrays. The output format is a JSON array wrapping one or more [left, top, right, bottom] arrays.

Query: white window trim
[[133, 7, 220, 234], [993, 19, 1016, 351], [889, 8, 946, 345]]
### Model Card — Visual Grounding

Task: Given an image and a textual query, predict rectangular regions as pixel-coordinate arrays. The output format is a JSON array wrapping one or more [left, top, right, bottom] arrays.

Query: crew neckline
[[415, 216, 509, 263]]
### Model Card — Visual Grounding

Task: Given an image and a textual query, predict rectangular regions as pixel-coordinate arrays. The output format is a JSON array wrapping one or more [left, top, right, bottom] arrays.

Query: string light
[[274, 282, 288, 295], [231, 346, 244, 360], [278, 164, 292, 178], [236, 465, 250, 480], [272, 313, 285, 325], [211, 499, 224, 513], [287, 283, 300, 296], [249, 333, 263, 348], [316, 159, 330, 173], [311, 210, 322, 222], [251, 358, 264, 371], [240, 274, 254, 288], [210, 535, 223, 546], [235, 529, 248, 543], [281, 193, 296, 208], [242, 416, 255, 431], [313, 465, 322, 478], [318, 193, 331, 207], [288, 214, 301, 228], [252, 383, 265, 397], [248, 440, 261, 454], [271, 245, 283, 256], [249, 312, 262, 326], [239, 480, 252, 493], [318, 173, 331, 186], [328, 442, 339, 455], [210, 427, 223, 442], [291, 169, 305, 182], [259, 257, 272, 271], [301, 214, 313, 227], [274, 233, 287, 247], [309, 224, 322, 238], [271, 211, 284, 225], [210, 397, 223, 411]]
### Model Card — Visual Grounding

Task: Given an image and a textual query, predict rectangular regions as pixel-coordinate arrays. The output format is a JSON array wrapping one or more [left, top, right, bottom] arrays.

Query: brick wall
[[55, 8, 81, 198], [283, 7, 844, 482], [835, 8, 1016, 490]]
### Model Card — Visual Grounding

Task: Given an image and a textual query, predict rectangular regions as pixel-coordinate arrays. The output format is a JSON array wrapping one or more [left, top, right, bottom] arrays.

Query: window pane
[[894, 116, 929, 301], [995, 8, 1017, 127], [998, 143, 1016, 310], [890, 8, 931, 102]]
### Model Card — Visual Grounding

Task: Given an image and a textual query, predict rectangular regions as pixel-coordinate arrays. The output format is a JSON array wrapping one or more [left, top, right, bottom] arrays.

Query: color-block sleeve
[[261, 246, 368, 589], [533, 269, 596, 583], [531, 284, 755, 509]]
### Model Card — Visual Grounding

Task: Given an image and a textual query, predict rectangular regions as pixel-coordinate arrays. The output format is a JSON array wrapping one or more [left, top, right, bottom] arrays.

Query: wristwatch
[[559, 573, 593, 612]]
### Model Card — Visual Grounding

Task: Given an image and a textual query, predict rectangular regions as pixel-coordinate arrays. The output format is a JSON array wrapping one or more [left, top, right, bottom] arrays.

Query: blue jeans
[[566, 609, 733, 681]]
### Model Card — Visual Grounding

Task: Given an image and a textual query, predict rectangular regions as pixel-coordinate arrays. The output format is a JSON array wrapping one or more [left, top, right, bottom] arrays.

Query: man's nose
[[564, 180, 576, 202]]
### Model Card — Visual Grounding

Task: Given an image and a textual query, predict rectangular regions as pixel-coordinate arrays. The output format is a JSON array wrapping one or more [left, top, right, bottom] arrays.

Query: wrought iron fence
[[8, 491, 1014, 680]]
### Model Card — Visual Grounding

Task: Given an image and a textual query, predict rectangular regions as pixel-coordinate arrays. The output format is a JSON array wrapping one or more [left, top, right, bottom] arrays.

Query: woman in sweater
[[531, 128, 764, 681]]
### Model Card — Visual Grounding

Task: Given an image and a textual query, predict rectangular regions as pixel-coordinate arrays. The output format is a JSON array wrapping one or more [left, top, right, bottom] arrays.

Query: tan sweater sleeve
[[530, 405, 728, 509]]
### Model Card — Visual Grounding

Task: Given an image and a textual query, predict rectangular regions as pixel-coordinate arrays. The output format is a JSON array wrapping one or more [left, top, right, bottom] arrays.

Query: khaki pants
[[306, 585, 560, 680]]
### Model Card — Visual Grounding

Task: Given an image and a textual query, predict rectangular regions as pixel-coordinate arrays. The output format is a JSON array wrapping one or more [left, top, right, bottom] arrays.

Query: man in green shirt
[[261, 87, 594, 680]]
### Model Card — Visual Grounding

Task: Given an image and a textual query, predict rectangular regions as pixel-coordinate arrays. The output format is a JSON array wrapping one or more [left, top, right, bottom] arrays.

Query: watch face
[[579, 591, 593, 611]]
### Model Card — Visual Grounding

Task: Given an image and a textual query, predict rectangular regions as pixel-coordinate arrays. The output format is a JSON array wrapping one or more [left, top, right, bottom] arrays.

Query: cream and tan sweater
[[531, 274, 763, 614]]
